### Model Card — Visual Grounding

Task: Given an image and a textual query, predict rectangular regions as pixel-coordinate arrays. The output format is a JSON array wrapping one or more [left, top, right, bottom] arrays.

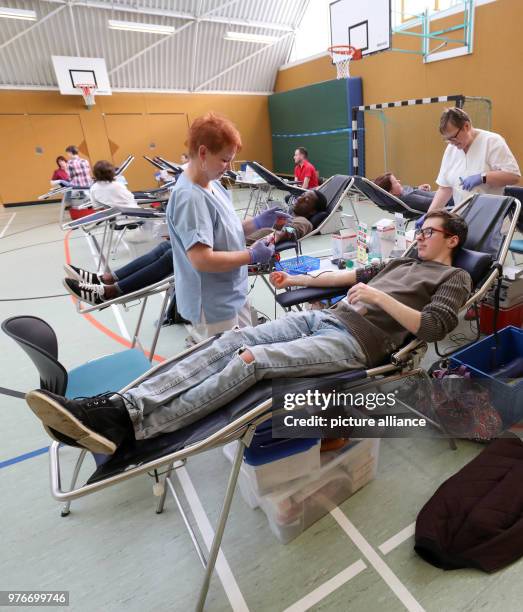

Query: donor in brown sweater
[[25, 211, 471, 454]]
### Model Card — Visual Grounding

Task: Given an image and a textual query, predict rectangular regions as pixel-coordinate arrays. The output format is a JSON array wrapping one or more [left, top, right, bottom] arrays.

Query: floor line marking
[[283, 560, 367, 612], [0, 212, 16, 238], [111, 305, 131, 341], [331, 508, 425, 612], [176, 467, 249, 612], [379, 522, 416, 555], [0, 446, 48, 469]]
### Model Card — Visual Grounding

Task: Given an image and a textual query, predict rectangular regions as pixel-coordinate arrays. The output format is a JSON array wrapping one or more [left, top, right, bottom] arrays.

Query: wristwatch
[[481, 172, 487, 184]]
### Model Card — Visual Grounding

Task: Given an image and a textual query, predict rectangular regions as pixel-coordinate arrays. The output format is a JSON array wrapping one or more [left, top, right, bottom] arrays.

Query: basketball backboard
[[329, 0, 391, 59], [51, 56, 112, 95]]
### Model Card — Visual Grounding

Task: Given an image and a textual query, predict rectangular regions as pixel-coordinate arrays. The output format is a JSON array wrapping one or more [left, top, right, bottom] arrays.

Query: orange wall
[[0, 90, 272, 205], [275, 0, 523, 187]]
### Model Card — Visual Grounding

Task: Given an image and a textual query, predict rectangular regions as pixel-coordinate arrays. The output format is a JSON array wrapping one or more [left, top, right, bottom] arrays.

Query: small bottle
[[368, 225, 381, 261]]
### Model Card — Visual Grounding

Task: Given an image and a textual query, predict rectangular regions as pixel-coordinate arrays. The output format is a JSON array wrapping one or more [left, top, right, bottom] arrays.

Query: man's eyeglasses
[[415, 227, 453, 240], [443, 125, 462, 143]]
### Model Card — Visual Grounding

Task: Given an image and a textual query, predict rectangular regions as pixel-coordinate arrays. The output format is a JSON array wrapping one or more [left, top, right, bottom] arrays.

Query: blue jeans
[[124, 311, 367, 439], [113, 241, 172, 294]]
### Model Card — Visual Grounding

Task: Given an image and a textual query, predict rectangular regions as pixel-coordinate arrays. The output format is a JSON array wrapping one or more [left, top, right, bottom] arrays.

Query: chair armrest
[[275, 240, 298, 253], [276, 286, 347, 308]]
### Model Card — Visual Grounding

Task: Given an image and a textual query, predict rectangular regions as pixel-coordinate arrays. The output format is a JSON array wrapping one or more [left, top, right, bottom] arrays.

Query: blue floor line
[[0, 446, 49, 469]]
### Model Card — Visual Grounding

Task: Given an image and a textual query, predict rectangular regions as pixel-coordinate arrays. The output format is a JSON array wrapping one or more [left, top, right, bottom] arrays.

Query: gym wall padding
[[269, 77, 362, 177], [0, 91, 273, 205], [274, 0, 523, 189]]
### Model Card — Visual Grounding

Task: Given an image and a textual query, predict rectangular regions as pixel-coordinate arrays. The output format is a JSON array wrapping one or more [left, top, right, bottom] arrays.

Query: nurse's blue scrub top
[[167, 173, 248, 324]]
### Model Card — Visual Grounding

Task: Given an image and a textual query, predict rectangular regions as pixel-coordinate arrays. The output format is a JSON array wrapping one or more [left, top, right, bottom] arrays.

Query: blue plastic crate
[[275, 255, 320, 275], [450, 326, 523, 426]]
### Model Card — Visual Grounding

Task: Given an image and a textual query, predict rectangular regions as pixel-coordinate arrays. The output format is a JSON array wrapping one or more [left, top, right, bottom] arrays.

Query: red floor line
[[64, 229, 165, 363]]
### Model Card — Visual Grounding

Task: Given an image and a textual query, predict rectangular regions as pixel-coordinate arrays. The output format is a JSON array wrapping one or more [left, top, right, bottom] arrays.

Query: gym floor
[[1, 191, 522, 612]]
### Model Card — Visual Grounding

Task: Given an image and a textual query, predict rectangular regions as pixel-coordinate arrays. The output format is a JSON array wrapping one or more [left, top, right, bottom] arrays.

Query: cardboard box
[[332, 228, 357, 260]]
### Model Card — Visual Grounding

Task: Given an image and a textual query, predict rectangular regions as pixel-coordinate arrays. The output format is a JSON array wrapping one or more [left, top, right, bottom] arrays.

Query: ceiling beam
[[190, 0, 205, 93], [108, 0, 238, 77], [68, 0, 80, 56], [42, 0, 294, 32], [0, 4, 66, 52], [194, 31, 294, 92]]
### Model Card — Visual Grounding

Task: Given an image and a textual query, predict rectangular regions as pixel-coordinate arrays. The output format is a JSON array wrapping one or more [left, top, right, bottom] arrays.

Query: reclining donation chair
[[275, 174, 355, 257], [3, 193, 519, 610], [504, 186, 523, 260], [349, 175, 430, 220]]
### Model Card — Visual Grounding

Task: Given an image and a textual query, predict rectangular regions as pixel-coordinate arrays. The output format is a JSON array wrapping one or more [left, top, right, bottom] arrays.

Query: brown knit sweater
[[329, 257, 472, 367]]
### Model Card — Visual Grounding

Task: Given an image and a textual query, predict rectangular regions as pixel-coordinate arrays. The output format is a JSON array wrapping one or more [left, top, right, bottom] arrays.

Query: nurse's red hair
[[187, 112, 242, 156]]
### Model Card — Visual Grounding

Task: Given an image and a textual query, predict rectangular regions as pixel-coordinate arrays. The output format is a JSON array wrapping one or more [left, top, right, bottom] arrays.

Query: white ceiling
[[0, 0, 310, 93]]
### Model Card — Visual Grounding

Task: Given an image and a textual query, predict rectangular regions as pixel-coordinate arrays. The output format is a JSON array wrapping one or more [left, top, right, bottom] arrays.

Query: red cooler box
[[479, 302, 523, 334]]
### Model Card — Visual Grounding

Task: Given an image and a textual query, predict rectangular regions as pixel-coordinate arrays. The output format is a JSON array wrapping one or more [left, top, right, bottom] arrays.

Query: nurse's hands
[[248, 237, 275, 264], [415, 214, 426, 230], [253, 206, 292, 230], [460, 174, 482, 191]]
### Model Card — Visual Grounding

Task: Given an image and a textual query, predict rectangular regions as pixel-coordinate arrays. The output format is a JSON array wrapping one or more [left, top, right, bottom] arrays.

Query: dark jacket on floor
[[415, 435, 523, 573]]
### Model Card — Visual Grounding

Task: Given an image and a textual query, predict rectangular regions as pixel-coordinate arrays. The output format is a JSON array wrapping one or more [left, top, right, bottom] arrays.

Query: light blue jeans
[[124, 310, 367, 440]]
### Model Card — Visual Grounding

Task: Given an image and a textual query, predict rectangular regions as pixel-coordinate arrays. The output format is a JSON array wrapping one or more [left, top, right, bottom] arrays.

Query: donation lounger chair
[[275, 174, 355, 257], [5, 194, 519, 610], [349, 175, 430, 220], [504, 186, 523, 261]]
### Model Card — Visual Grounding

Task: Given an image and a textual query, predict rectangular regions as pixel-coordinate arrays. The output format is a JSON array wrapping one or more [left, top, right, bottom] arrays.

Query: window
[[289, 0, 331, 64], [393, 0, 465, 26]]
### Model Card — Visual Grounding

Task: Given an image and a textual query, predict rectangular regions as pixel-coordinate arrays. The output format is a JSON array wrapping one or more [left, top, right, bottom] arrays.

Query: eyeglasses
[[443, 125, 462, 143], [415, 227, 453, 240]]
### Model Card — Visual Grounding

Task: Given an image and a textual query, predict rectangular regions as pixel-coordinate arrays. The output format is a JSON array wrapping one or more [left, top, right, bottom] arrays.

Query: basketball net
[[327, 45, 362, 79], [76, 84, 96, 108]]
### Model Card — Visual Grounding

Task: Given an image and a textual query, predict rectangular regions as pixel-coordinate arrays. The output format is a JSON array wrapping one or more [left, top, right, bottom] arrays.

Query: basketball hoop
[[76, 83, 96, 109], [327, 45, 362, 79]]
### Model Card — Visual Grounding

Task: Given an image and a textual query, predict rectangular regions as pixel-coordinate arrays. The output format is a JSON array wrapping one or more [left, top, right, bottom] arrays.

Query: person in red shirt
[[50, 155, 71, 186], [293, 147, 319, 189]]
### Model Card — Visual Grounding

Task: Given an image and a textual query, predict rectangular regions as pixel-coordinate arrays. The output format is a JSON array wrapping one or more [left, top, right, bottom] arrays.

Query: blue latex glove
[[248, 237, 275, 264], [415, 214, 426, 230], [253, 205, 291, 230], [460, 174, 482, 191]]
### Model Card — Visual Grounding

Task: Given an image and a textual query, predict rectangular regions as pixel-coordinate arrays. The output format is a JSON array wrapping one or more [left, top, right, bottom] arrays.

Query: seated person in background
[[25, 211, 471, 454], [65, 145, 93, 187], [63, 241, 172, 306], [247, 189, 327, 244], [50, 156, 71, 187], [294, 147, 319, 189], [90, 160, 137, 208]]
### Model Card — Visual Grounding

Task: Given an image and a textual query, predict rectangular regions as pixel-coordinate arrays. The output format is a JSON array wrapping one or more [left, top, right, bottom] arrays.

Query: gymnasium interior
[[1, 1, 523, 611]]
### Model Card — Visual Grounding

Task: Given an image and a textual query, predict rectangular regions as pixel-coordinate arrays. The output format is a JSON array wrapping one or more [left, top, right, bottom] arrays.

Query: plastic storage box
[[259, 439, 380, 544], [450, 326, 523, 426], [223, 434, 321, 497]]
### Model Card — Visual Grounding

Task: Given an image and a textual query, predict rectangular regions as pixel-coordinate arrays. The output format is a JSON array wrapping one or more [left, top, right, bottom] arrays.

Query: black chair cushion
[[86, 368, 367, 484], [275, 240, 298, 254], [504, 187, 523, 233], [309, 211, 329, 229], [453, 248, 492, 287], [277, 286, 347, 309]]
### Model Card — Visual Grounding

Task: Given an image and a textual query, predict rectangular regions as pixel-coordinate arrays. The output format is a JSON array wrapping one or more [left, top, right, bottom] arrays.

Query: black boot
[[25, 389, 135, 454]]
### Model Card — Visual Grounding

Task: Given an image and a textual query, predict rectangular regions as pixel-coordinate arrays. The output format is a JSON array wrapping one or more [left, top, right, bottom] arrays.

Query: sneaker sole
[[26, 390, 116, 454], [63, 264, 83, 282]]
